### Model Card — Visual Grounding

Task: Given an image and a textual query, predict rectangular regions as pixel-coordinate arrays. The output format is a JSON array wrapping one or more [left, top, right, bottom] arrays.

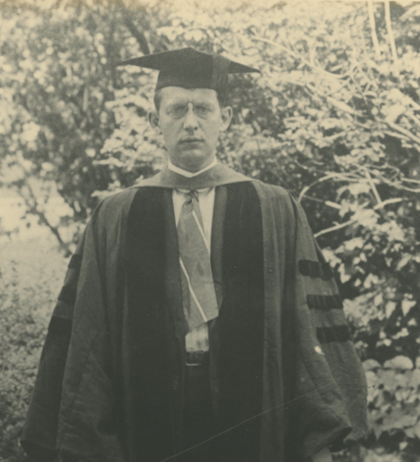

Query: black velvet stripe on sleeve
[[298, 260, 333, 280], [216, 182, 264, 462], [307, 294, 343, 310], [68, 254, 82, 270], [317, 326, 351, 343], [58, 286, 77, 305]]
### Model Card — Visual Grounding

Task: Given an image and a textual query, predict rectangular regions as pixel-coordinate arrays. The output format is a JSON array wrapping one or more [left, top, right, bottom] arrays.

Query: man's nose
[[183, 103, 199, 130]]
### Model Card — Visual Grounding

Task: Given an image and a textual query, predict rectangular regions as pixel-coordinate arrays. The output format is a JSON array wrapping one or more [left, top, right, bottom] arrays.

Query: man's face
[[149, 87, 232, 172]]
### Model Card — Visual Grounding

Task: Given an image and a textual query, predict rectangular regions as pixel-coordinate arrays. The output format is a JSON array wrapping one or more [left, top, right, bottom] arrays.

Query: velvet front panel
[[124, 187, 176, 462], [123, 184, 266, 462], [214, 182, 265, 462]]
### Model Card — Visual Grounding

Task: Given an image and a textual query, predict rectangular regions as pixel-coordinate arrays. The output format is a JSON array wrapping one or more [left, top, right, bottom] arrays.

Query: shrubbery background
[[1, 0, 420, 461], [0, 240, 66, 462]]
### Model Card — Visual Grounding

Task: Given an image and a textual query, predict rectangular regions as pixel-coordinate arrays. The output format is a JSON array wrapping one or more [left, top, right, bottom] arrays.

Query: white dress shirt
[[168, 159, 217, 353]]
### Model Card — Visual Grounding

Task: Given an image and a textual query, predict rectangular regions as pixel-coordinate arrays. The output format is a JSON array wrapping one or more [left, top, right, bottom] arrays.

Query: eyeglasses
[[166, 103, 215, 120]]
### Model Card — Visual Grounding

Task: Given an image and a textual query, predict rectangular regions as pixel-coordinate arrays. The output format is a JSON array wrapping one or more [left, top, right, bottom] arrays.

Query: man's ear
[[148, 110, 160, 133], [220, 106, 233, 131]]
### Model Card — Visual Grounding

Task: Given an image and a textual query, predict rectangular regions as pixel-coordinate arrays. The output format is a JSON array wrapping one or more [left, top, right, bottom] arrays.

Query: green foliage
[[1, 1, 420, 461], [0, 2, 169, 248], [363, 357, 420, 460], [0, 240, 66, 462]]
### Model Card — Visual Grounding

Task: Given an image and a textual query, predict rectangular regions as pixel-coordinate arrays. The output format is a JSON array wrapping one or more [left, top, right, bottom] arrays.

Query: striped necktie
[[177, 190, 218, 333]]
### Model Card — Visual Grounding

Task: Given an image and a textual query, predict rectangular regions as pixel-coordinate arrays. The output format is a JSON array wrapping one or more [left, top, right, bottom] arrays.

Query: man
[[21, 48, 368, 462]]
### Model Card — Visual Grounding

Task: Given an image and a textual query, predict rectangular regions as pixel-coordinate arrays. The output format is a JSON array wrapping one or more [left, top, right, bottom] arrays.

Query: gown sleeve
[[21, 197, 127, 462], [289, 193, 368, 457]]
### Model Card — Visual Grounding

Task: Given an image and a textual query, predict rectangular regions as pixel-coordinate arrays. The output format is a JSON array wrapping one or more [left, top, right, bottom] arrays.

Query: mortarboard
[[119, 47, 260, 95]]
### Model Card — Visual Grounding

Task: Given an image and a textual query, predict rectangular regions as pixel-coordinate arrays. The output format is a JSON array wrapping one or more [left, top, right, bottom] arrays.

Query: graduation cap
[[119, 47, 260, 96]]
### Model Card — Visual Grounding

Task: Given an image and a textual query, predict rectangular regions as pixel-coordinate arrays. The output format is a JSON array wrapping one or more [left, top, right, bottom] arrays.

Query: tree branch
[[364, 169, 383, 206], [402, 177, 420, 185], [372, 170, 420, 193], [386, 120, 420, 148], [385, 0, 398, 63], [252, 35, 348, 80], [373, 198, 403, 210], [298, 173, 358, 203], [12, 158, 71, 255], [22, 181, 72, 255], [314, 219, 356, 238], [269, 64, 361, 117], [368, 0, 381, 57], [114, 0, 150, 55], [301, 196, 341, 210]]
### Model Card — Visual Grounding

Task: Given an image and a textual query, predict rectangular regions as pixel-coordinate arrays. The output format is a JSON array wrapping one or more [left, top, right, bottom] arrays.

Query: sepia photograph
[[0, 1, 419, 461]]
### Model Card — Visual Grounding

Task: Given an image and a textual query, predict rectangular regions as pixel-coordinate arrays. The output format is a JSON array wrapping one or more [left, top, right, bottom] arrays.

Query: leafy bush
[[334, 356, 420, 462], [363, 357, 420, 461], [0, 240, 66, 462], [1, 1, 420, 461]]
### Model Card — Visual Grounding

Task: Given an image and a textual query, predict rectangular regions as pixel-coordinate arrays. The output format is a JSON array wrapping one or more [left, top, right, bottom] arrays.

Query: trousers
[[180, 361, 219, 462]]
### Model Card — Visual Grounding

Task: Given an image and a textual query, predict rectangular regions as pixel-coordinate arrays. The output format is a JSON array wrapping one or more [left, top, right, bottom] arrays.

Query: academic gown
[[21, 163, 368, 462]]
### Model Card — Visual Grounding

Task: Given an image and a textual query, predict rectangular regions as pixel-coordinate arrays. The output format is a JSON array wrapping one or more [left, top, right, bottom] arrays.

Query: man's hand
[[312, 447, 333, 462]]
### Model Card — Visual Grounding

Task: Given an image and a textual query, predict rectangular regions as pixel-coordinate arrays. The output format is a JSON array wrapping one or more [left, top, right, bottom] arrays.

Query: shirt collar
[[168, 158, 217, 178]]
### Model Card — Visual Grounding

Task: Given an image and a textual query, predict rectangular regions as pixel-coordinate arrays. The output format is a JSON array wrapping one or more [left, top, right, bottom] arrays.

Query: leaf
[[378, 370, 399, 392], [374, 293, 383, 307], [413, 420, 420, 439], [386, 302, 397, 319], [363, 359, 381, 371], [384, 356, 413, 371], [191, 30, 203, 42], [397, 254, 412, 271], [401, 299, 416, 316], [408, 369, 420, 387], [384, 103, 406, 124], [382, 412, 417, 430], [345, 237, 364, 251]]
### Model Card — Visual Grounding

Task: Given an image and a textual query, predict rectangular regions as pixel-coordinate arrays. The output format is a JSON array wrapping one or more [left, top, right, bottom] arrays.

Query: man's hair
[[153, 88, 230, 112]]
